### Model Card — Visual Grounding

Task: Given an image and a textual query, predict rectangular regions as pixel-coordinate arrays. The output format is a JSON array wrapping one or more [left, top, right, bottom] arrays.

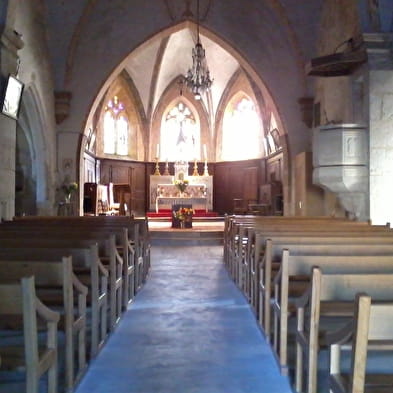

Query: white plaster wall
[[369, 71, 393, 225]]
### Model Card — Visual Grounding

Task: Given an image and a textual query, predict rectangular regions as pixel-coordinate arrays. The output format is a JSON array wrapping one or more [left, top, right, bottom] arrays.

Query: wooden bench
[[259, 240, 393, 338], [295, 268, 393, 393], [225, 219, 392, 287], [0, 243, 108, 359], [229, 229, 393, 321], [5, 216, 150, 300], [0, 276, 60, 393], [0, 257, 88, 392], [271, 252, 393, 375], [0, 232, 122, 332], [326, 294, 393, 393]]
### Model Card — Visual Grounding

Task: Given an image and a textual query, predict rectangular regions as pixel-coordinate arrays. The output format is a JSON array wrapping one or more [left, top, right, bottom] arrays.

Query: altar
[[156, 197, 208, 212], [149, 175, 213, 211]]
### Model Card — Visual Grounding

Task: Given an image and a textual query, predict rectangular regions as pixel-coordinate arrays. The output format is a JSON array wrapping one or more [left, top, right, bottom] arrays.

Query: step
[[150, 229, 223, 246]]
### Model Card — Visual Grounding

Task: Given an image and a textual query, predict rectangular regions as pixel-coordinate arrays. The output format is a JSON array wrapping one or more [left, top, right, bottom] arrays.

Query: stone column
[[364, 33, 393, 225], [0, 27, 23, 220]]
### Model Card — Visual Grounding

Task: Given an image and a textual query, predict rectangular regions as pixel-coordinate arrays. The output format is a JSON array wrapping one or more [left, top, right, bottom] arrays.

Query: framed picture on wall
[[270, 128, 281, 151], [2, 75, 24, 120]]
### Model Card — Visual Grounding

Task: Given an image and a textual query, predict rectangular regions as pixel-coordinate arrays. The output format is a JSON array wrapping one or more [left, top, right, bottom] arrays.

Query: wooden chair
[[0, 276, 60, 393]]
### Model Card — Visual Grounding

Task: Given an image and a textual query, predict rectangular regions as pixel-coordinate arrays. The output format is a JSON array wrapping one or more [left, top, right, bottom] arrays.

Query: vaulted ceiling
[[43, 0, 324, 122]]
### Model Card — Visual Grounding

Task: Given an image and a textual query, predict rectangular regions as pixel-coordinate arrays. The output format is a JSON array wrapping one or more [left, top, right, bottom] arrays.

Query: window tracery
[[103, 96, 129, 156], [221, 94, 263, 161], [160, 101, 199, 161]]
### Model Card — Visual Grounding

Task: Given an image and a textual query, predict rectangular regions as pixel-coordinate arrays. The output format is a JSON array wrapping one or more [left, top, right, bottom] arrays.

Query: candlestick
[[163, 159, 170, 176], [156, 143, 160, 159], [192, 159, 199, 176], [154, 157, 161, 176], [203, 160, 209, 176], [203, 144, 207, 160]]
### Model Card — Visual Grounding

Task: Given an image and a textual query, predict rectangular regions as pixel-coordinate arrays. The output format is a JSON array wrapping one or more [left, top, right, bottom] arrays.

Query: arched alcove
[[80, 21, 291, 214], [17, 86, 53, 215]]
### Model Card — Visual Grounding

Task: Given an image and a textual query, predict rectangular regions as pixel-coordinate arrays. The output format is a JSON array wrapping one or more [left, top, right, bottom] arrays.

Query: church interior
[[2, 1, 393, 393]]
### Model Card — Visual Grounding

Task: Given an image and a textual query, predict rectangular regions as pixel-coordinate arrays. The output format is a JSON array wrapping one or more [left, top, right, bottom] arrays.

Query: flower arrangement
[[174, 179, 189, 193], [62, 182, 78, 195], [61, 182, 78, 202], [173, 207, 195, 221]]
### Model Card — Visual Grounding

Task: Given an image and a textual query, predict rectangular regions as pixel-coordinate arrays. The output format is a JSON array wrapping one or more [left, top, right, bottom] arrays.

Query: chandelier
[[184, 0, 213, 100]]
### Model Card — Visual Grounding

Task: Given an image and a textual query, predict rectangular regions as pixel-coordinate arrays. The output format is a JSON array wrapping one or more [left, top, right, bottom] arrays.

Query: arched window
[[221, 94, 263, 161], [103, 96, 128, 156], [160, 101, 199, 161]]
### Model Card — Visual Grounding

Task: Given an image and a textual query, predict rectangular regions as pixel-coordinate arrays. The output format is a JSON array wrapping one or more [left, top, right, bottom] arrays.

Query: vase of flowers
[[174, 179, 189, 197], [62, 182, 78, 203], [172, 207, 194, 228]]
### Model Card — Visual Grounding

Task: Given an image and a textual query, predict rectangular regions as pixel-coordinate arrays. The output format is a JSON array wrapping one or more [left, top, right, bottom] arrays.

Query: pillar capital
[[0, 26, 23, 76], [54, 91, 72, 124], [363, 33, 393, 70]]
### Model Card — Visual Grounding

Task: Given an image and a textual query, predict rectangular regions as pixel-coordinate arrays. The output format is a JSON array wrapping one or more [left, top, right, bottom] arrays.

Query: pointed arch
[[221, 91, 264, 161], [17, 85, 52, 214]]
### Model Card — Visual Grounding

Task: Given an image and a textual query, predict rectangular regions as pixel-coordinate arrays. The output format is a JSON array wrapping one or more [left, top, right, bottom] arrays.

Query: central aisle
[[75, 245, 292, 393]]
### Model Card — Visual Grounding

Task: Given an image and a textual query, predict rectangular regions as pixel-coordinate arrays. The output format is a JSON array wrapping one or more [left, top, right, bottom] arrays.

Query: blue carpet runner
[[75, 245, 292, 393]]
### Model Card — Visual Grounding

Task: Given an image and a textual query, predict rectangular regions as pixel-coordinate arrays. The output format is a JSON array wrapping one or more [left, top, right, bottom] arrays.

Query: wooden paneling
[[98, 158, 276, 215], [294, 152, 324, 216], [100, 159, 146, 215], [213, 159, 261, 215]]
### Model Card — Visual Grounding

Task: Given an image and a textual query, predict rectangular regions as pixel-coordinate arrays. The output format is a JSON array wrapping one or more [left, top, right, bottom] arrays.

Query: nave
[[75, 244, 292, 393]]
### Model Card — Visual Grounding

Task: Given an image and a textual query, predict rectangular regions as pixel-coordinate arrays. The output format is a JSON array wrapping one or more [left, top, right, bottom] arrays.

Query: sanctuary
[[149, 160, 213, 212]]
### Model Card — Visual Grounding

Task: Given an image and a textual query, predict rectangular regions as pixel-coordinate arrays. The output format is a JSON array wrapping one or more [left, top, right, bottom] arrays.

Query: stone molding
[[54, 91, 72, 124], [0, 27, 23, 76], [363, 33, 393, 70]]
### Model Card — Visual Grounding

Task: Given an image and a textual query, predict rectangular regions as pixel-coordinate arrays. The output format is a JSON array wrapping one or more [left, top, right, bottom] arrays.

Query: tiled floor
[[75, 244, 292, 393]]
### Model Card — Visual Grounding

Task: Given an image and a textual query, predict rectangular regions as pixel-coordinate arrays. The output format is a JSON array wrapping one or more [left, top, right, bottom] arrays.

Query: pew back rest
[[368, 303, 393, 340], [0, 244, 97, 267], [284, 253, 393, 276], [321, 273, 393, 301], [0, 260, 65, 287], [271, 243, 393, 260]]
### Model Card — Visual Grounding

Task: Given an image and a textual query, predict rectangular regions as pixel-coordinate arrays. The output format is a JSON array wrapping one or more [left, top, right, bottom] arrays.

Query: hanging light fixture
[[185, 0, 213, 100]]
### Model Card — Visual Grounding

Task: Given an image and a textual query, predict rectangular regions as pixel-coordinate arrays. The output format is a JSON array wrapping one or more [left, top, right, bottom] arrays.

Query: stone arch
[[151, 76, 209, 162], [215, 71, 266, 162], [80, 21, 291, 213], [17, 85, 53, 215], [95, 74, 147, 161]]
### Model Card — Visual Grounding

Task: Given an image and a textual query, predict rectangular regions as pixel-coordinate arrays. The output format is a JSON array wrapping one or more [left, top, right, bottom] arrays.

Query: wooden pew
[[0, 257, 88, 392], [226, 218, 392, 288], [6, 215, 150, 298], [260, 240, 393, 338], [229, 228, 393, 321], [0, 243, 108, 359], [326, 294, 393, 393], [0, 276, 60, 393], [295, 268, 393, 393], [271, 252, 393, 375], [0, 233, 122, 332]]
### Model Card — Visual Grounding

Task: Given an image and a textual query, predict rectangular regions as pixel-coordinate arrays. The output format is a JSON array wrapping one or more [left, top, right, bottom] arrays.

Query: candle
[[203, 144, 207, 160], [156, 144, 160, 158]]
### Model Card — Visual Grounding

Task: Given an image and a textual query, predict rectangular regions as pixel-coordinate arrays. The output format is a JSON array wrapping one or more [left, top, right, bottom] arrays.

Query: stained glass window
[[161, 101, 199, 161], [103, 96, 128, 156], [222, 95, 263, 161]]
